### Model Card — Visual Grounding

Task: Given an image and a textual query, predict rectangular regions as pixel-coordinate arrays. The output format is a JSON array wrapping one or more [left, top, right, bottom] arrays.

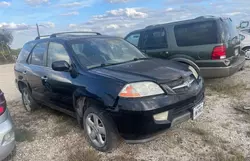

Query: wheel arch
[[242, 46, 250, 51], [73, 90, 107, 120], [169, 56, 200, 73], [17, 81, 31, 93]]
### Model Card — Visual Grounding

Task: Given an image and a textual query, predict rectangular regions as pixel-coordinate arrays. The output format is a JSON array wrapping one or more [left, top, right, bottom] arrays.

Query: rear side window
[[125, 33, 141, 47], [47, 42, 70, 68], [142, 28, 168, 49], [174, 21, 218, 46], [30, 42, 47, 66], [240, 21, 249, 29], [17, 42, 35, 63]]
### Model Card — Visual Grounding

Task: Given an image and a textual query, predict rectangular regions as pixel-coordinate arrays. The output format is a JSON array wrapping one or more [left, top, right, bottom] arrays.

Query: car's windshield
[[70, 38, 146, 69]]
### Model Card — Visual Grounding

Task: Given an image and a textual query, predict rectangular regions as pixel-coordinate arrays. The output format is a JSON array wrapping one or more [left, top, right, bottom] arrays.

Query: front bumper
[[110, 80, 205, 141], [0, 109, 15, 161], [198, 56, 245, 78]]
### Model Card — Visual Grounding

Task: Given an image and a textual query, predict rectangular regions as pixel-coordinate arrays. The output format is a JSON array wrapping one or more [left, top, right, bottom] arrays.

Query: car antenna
[[36, 23, 40, 38]]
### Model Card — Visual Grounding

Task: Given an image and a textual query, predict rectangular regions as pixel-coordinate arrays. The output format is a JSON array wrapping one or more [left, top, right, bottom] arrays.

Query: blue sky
[[0, 0, 249, 48]]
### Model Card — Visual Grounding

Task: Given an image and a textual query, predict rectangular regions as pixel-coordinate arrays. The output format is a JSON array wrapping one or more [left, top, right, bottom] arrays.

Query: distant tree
[[0, 29, 13, 46], [0, 29, 13, 60]]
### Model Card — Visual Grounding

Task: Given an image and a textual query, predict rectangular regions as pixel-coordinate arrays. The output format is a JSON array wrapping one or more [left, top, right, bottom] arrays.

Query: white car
[[240, 31, 250, 60]]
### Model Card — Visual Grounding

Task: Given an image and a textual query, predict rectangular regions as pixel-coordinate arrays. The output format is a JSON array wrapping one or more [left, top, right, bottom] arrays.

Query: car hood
[[89, 58, 192, 83]]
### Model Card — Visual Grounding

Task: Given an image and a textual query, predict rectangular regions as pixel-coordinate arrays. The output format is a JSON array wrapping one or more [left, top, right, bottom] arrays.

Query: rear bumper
[[199, 56, 245, 78], [0, 109, 15, 161]]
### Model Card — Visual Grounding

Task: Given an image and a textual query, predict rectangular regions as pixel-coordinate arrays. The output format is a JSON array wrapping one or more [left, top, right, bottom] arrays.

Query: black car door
[[43, 41, 75, 111], [140, 27, 170, 59], [25, 41, 48, 102]]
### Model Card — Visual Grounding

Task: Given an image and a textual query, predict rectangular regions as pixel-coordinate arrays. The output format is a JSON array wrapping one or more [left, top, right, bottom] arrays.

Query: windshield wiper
[[89, 62, 123, 69], [133, 57, 149, 61], [89, 58, 149, 69]]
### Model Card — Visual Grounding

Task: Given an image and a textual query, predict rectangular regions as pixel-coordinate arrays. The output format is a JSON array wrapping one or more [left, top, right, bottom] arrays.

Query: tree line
[[0, 29, 20, 63]]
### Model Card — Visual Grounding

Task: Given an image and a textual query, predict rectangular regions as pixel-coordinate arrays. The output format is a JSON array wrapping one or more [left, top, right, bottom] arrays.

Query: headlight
[[188, 66, 199, 79], [119, 82, 164, 98]]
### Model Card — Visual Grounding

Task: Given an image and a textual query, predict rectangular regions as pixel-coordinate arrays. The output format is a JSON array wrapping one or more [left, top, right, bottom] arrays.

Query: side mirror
[[52, 61, 70, 72]]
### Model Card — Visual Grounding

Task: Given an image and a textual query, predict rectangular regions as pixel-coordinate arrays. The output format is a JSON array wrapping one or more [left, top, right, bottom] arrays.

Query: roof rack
[[50, 31, 101, 38], [195, 16, 215, 19], [35, 35, 51, 40]]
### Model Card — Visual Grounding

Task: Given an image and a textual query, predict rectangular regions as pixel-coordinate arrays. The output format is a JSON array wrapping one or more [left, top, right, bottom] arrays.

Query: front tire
[[21, 87, 38, 112], [83, 106, 119, 152]]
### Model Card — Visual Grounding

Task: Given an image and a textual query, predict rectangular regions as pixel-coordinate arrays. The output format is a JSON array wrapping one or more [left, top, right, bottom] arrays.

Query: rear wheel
[[21, 87, 38, 112], [83, 106, 119, 152], [243, 47, 250, 60]]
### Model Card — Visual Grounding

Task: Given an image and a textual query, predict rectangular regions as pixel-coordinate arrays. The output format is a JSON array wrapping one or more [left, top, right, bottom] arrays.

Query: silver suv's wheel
[[244, 48, 250, 60]]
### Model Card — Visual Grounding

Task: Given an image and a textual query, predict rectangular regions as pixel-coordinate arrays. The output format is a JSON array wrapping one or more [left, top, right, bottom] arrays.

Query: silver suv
[[0, 89, 15, 161]]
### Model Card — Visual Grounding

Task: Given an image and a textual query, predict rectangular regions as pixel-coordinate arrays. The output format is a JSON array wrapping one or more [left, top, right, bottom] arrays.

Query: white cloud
[[59, 2, 82, 7], [166, 8, 174, 12], [224, 12, 242, 16], [60, 11, 79, 16], [40, 22, 55, 28], [0, 22, 30, 30], [25, 0, 49, 6], [105, 0, 131, 3], [58, 0, 96, 8], [68, 24, 93, 31], [106, 24, 120, 29], [0, 1, 11, 7], [69, 24, 77, 28], [94, 8, 148, 19]]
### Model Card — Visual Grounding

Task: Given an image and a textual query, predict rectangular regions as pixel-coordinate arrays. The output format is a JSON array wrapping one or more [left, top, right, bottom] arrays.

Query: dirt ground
[[1, 62, 250, 161]]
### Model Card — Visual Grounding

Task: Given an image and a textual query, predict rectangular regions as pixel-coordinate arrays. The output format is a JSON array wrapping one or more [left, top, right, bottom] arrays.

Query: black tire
[[21, 87, 38, 112], [83, 105, 119, 152], [75, 97, 85, 128]]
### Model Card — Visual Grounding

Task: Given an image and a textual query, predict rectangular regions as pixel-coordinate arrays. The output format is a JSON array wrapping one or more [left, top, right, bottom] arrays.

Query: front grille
[[166, 78, 184, 88], [161, 75, 196, 94]]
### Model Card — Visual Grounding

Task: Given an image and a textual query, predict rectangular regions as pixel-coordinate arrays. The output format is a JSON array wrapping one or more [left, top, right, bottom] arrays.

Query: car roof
[[126, 16, 227, 35]]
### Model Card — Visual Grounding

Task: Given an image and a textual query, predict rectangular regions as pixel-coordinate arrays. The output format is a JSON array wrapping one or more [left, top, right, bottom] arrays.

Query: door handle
[[23, 71, 27, 75], [41, 76, 48, 81]]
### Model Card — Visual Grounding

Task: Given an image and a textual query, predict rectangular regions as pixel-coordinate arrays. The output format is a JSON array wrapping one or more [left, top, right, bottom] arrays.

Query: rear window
[[17, 42, 35, 63], [174, 21, 218, 46]]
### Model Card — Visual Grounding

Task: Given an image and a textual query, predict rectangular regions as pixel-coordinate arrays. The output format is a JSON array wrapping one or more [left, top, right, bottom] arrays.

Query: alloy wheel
[[23, 90, 31, 112], [245, 49, 250, 60], [86, 113, 107, 148]]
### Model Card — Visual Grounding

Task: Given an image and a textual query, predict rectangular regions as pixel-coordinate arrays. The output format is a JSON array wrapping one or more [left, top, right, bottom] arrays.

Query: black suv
[[125, 16, 245, 78], [15, 32, 204, 152]]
